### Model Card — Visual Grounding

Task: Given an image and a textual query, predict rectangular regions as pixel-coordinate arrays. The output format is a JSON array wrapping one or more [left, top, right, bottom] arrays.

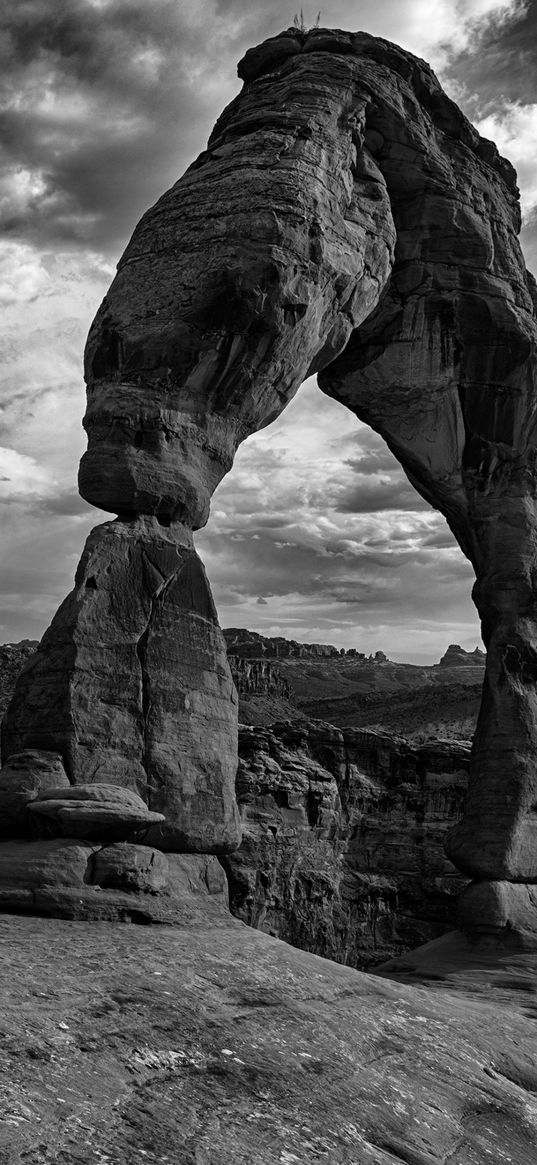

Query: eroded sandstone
[[3, 518, 239, 853], [2, 27, 536, 927], [224, 720, 469, 967]]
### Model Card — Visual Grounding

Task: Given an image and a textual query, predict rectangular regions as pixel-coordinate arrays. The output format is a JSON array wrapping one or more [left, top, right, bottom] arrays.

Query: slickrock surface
[[1, 910, 537, 1164], [223, 720, 469, 968]]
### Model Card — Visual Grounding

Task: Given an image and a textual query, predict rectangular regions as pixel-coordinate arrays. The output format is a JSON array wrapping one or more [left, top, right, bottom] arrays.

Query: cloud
[[0, 0, 529, 254], [0, 241, 51, 305], [476, 102, 537, 216], [333, 478, 429, 515], [196, 380, 479, 661], [0, 447, 54, 500]]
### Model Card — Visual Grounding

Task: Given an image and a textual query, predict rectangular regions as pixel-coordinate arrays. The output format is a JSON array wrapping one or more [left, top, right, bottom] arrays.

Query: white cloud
[[0, 447, 54, 500], [476, 101, 537, 216], [0, 241, 51, 305]]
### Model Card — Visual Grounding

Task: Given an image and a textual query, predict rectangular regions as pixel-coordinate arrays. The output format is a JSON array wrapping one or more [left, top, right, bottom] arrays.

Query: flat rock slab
[[1, 912, 537, 1162], [28, 783, 165, 842]]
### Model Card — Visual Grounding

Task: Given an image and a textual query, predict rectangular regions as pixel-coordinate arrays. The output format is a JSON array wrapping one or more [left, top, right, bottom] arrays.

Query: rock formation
[[438, 644, 486, 668], [224, 721, 469, 967], [2, 27, 537, 934], [228, 656, 292, 701], [224, 627, 345, 659]]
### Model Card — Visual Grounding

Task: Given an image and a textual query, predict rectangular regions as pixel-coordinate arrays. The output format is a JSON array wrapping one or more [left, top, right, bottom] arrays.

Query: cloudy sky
[[1, 0, 536, 661]]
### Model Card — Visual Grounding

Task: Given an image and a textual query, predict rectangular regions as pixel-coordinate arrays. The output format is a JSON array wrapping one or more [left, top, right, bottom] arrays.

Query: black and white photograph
[[1, 1, 537, 1160]]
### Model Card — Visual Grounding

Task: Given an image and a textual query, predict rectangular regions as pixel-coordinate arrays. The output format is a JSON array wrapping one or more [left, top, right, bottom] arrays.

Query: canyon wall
[[223, 720, 469, 968]]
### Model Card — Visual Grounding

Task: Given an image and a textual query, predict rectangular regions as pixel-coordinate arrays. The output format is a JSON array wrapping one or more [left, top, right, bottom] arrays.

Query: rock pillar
[[2, 517, 240, 852], [446, 490, 537, 882]]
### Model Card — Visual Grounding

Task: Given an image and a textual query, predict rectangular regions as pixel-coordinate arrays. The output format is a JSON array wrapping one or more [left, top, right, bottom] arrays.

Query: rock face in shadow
[[3, 518, 239, 853], [2, 27, 536, 927], [223, 720, 469, 968]]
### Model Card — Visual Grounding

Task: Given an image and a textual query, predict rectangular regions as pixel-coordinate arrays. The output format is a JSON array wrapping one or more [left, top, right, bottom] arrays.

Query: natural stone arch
[[3, 30, 537, 907]]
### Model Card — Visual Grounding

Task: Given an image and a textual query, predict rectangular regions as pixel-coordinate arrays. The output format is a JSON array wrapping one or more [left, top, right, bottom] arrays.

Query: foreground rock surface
[[224, 721, 469, 967], [1, 910, 537, 1163]]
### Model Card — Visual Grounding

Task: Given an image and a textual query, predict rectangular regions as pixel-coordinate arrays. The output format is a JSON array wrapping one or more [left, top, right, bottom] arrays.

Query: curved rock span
[[3, 28, 537, 930]]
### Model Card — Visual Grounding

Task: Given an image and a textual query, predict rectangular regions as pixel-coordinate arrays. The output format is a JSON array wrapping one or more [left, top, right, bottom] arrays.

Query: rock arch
[[3, 30, 537, 907]]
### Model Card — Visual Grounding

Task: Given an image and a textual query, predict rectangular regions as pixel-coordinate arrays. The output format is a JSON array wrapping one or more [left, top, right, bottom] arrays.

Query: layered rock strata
[[3, 518, 239, 853], [0, 748, 226, 922], [223, 720, 469, 968], [2, 27, 536, 930]]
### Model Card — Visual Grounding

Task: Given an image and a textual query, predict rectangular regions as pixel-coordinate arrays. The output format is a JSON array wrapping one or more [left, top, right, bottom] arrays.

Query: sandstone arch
[[4, 29, 537, 901]]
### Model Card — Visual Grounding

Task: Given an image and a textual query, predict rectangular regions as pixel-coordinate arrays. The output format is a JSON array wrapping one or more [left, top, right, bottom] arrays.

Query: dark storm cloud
[[2, 0, 534, 256], [447, 0, 537, 114], [0, 0, 253, 251], [333, 477, 429, 514]]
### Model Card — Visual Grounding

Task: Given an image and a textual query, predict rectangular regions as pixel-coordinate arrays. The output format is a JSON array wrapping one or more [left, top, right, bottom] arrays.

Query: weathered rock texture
[[3, 911, 537, 1163], [228, 655, 292, 701], [223, 720, 469, 968], [3, 28, 537, 921], [0, 841, 228, 924], [0, 642, 38, 718], [3, 519, 239, 853]]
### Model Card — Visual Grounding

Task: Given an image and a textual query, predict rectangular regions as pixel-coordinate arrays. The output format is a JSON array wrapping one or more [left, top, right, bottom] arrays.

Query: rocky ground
[[1, 905, 537, 1163], [1, 646, 536, 1161]]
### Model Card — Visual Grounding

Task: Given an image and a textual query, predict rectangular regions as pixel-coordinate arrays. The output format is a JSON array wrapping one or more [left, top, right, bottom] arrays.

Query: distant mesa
[[437, 644, 486, 668], [223, 627, 387, 662]]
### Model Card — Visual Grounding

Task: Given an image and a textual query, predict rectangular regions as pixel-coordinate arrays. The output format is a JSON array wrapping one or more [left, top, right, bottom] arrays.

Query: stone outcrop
[[228, 655, 291, 700], [438, 644, 486, 668], [2, 27, 536, 932], [0, 642, 37, 719], [3, 518, 239, 853], [223, 720, 469, 968]]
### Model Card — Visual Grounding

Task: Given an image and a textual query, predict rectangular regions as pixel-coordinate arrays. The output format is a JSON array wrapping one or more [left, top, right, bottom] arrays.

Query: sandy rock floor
[[1, 909, 537, 1163]]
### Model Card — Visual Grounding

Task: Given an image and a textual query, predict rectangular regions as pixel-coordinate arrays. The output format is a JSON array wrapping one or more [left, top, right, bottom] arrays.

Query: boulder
[[28, 783, 165, 842]]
